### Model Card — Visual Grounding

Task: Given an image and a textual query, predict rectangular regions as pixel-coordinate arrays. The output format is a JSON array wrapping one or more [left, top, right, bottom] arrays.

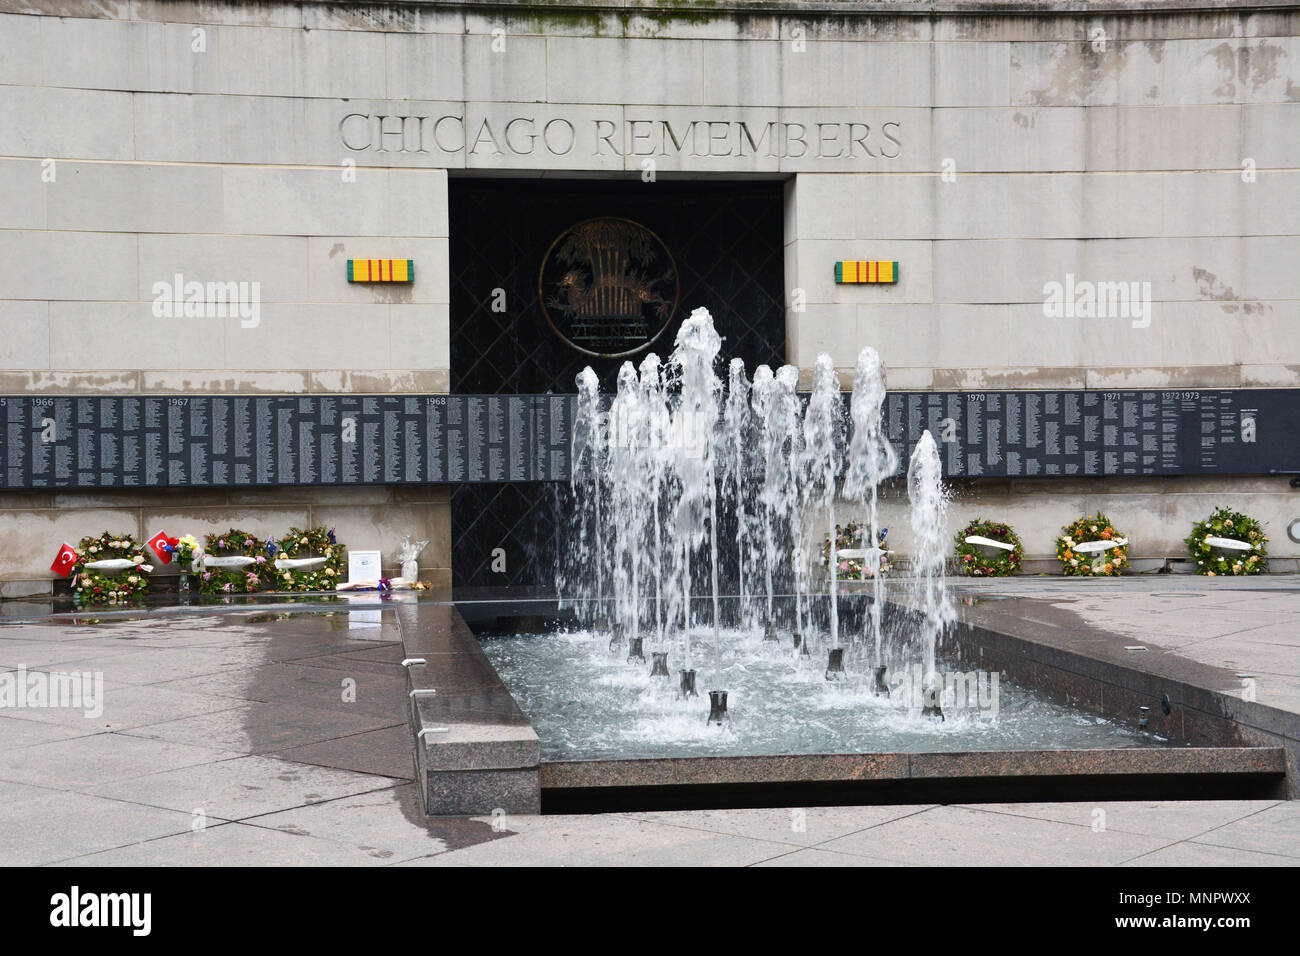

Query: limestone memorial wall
[[0, 0, 1298, 589]]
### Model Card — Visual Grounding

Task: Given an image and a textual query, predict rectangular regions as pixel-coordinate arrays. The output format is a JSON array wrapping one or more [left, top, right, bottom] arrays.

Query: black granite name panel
[[884, 388, 1297, 478], [0, 389, 1294, 488], [1, 395, 576, 488]]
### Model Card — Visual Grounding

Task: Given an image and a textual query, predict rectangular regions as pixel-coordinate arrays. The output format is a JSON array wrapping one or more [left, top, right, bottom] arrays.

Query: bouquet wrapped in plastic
[[395, 535, 428, 582]]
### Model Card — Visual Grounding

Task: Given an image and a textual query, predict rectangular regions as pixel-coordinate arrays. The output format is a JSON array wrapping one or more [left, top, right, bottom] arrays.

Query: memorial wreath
[[1056, 513, 1129, 577], [1185, 507, 1267, 576], [199, 527, 266, 595], [72, 531, 150, 603], [273, 526, 346, 592], [820, 520, 890, 579], [953, 518, 1023, 577]]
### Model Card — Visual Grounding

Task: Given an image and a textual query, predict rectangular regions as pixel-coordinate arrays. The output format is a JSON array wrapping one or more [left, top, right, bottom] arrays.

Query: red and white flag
[[146, 530, 177, 564], [50, 543, 78, 577]]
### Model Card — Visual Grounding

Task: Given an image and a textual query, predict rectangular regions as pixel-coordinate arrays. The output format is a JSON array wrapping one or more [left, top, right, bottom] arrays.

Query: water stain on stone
[[1017, 41, 1161, 106], [1207, 41, 1289, 99], [1192, 267, 1270, 314]]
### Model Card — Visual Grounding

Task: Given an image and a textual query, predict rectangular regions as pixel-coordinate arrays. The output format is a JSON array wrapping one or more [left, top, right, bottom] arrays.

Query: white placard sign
[[347, 549, 382, 584]]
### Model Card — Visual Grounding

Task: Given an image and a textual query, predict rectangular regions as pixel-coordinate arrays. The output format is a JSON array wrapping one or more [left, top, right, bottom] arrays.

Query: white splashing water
[[638, 352, 669, 643], [802, 354, 844, 646], [906, 430, 955, 687], [722, 358, 751, 627], [843, 346, 898, 657], [571, 366, 604, 625], [666, 307, 723, 668], [749, 364, 777, 623], [771, 364, 805, 634]]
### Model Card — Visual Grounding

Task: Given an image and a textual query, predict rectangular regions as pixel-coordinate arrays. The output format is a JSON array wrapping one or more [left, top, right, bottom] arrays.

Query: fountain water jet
[[666, 307, 724, 669], [722, 358, 751, 629], [770, 365, 805, 634], [803, 354, 845, 646], [843, 346, 899, 658], [907, 430, 955, 716], [639, 353, 670, 643], [572, 367, 606, 630], [750, 365, 778, 630]]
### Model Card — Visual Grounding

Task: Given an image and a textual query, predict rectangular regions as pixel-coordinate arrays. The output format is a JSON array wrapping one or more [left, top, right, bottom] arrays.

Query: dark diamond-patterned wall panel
[[449, 178, 786, 588]]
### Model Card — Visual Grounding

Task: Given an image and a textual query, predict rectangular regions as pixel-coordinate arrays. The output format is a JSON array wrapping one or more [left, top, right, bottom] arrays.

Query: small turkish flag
[[147, 530, 177, 565], [50, 543, 78, 577]]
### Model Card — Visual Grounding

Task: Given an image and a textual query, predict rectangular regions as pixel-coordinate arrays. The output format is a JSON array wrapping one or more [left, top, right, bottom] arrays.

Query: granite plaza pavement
[[0, 580, 1297, 867]]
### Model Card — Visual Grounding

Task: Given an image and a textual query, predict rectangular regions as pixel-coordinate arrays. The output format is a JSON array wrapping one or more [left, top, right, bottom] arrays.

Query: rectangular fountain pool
[[478, 625, 1158, 762]]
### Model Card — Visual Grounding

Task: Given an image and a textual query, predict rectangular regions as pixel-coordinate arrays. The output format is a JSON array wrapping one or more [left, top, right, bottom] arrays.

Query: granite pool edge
[[540, 746, 1286, 789], [395, 599, 1292, 814], [932, 595, 1300, 797], [393, 601, 542, 816]]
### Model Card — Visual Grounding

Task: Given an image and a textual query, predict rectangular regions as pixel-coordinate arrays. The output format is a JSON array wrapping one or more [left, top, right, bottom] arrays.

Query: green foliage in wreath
[[1185, 507, 1267, 576], [72, 531, 150, 604], [199, 528, 268, 595], [273, 526, 346, 593], [953, 518, 1023, 577], [820, 520, 889, 579], [1056, 513, 1129, 577]]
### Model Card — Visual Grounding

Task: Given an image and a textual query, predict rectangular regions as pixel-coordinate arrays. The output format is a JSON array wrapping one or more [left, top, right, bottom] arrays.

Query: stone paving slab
[[394, 813, 800, 867], [0, 713, 105, 747], [0, 683, 244, 732], [1120, 841, 1300, 867], [0, 732, 243, 790], [86, 754, 403, 821], [0, 639, 138, 668], [635, 804, 932, 848], [2, 789, 198, 866], [816, 804, 1174, 865], [42, 646, 271, 688], [57, 821, 398, 867], [753, 846, 912, 866], [1186, 802, 1300, 858], [953, 799, 1284, 840], [118, 700, 402, 755], [270, 724, 417, 781], [242, 783, 465, 862]]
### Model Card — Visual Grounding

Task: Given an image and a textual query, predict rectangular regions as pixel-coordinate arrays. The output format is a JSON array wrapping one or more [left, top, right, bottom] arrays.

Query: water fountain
[[516, 307, 1151, 756], [557, 307, 962, 723]]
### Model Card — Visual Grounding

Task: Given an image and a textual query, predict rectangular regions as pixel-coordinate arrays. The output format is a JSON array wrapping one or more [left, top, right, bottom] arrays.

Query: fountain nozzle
[[706, 690, 729, 725], [1138, 705, 1150, 731], [608, 621, 625, 653], [873, 664, 890, 697], [626, 636, 645, 663], [650, 652, 670, 677], [922, 682, 944, 721], [825, 647, 846, 681], [679, 669, 698, 698], [763, 619, 778, 642]]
